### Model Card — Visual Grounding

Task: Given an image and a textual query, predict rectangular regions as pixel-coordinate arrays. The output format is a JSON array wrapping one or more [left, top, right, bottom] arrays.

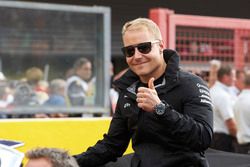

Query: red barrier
[[149, 8, 250, 71]]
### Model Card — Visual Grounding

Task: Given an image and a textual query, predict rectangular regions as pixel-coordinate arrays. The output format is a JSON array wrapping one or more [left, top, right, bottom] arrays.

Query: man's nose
[[133, 48, 143, 58]]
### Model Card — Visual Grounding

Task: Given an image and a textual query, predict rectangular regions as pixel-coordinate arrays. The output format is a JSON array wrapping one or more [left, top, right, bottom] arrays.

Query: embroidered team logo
[[124, 103, 131, 108]]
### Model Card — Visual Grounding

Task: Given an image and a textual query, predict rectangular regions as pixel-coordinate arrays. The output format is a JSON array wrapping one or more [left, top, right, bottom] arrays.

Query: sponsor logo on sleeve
[[196, 83, 212, 105]]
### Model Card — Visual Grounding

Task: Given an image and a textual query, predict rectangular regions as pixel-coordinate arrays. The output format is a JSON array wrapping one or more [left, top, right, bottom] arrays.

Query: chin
[[134, 70, 149, 77]]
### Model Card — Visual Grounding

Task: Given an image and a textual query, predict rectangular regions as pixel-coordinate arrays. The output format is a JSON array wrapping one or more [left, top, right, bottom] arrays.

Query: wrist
[[154, 101, 169, 116]]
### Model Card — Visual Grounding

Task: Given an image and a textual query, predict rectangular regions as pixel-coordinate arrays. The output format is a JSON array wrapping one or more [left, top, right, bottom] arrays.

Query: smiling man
[[74, 18, 213, 167]]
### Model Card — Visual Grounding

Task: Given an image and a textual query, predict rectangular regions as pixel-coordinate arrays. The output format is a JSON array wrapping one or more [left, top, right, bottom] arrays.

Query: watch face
[[155, 103, 165, 115]]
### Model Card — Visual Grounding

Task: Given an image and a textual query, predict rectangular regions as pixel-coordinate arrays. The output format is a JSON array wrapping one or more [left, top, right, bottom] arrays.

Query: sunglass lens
[[138, 42, 152, 54], [123, 46, 135, 57]]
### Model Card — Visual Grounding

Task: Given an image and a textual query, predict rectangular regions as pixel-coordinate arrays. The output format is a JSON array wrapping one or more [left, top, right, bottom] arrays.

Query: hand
[[136, 77, 161, 112]]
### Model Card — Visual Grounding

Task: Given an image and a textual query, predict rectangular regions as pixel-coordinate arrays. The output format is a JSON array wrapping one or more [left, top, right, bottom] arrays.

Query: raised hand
[[136, 77, 161, 112]]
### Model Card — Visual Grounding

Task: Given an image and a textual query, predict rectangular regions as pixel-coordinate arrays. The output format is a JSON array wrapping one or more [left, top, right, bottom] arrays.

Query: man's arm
[[163, 77, 213, 151], [74, 97, 131, 167], [225, 118, 237, 137]]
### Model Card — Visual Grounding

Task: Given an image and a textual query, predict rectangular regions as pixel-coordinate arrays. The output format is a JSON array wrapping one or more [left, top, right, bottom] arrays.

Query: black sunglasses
[[121, 40, 160, 57]]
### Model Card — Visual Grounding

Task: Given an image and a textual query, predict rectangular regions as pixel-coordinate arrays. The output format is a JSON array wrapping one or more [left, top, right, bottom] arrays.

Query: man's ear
[[159, 40, 164, 54]]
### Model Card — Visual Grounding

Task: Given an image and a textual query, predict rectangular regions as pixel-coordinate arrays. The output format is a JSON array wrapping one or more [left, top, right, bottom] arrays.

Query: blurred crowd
[[207, 59, 250, 155], [0, 57, 120, 119]]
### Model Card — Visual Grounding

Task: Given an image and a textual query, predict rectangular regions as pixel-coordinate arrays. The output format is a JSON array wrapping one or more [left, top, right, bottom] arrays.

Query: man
[[210, 65, 237, 152], [208, 59, 221, 88], [66, 58, 93, 106], [230, 69, 245, 97], [43, 79, 68, 118], [74, 18, 213, 166], [234, 72, 250, 154], [25, 147, 79, 167]]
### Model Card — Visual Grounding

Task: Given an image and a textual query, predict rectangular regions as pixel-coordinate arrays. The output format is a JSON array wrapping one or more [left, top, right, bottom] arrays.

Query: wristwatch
[[154, 102, 166, 116]]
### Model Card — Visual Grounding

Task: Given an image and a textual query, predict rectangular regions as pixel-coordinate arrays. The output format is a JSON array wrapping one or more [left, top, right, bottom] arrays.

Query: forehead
[[123, 26, 154, 45], [80, 62, 92, 69], [25, 158, 52, 167], [124, 25, 151, 36]]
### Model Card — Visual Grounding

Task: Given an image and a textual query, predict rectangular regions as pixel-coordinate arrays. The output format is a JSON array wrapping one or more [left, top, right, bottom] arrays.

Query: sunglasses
[[121, 40, 160, 57]]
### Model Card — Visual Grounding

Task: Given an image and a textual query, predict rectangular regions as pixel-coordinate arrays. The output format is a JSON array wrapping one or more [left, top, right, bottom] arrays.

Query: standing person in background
[[66, 58, 93, 107], [234, 72, 250, 154], [110, 67, 128, 116], [74, 18, 213, 167], [210, 65, 237, 152], [208, 59, 221, 88], [25, 147, 79, 167], [230, 69, 245, 97], [109, 62, 120, 115]]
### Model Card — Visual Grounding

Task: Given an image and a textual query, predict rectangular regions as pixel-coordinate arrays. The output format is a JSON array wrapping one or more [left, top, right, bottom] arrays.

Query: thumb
[[148, 77, 155, 90]]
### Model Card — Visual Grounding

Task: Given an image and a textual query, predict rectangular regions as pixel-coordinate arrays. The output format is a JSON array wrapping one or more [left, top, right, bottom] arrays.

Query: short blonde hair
[[122, 18, 162, 40], [26, 67, 43, 83]]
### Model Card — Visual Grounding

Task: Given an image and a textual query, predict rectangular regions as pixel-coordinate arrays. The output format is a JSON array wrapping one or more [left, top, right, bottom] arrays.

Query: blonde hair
[[122, 18, 162, 40], [26, 67, 43, 83]]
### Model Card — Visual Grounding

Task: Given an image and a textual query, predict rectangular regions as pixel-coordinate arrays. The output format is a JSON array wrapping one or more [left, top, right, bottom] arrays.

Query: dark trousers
[[210, 132, 236, 152], [235, 143, 250, 154]]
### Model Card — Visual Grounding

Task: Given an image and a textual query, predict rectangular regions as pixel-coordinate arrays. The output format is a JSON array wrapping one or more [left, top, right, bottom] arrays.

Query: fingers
[[136, 88, 154, 112], [136, 96, 147, 110], [148, 77, 155, 90], [136, 92, 145, 103], [136, 92, 146, 108], [136, 77, 157, 112], [136, 96, 144, 103]]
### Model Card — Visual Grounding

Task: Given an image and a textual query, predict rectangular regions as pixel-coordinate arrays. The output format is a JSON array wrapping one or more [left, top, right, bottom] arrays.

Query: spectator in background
[[210, 64, 237, 152], [25, 67, 44, 90], [45, 79, 67, 106], [0, 72, 14, 118], [110, 67, 129, 116], [234, 71, 250, 154], [43, 78, 68, 118], [13, 67, 49, 106], [66, 58, 93, 107], [26, 67, 49, 105], [11, 67, 49, 118], [109, 62, 119, 115], [25, 147, 79, 167], [230, 69, 245, 97], [208, 59, 221, 88]]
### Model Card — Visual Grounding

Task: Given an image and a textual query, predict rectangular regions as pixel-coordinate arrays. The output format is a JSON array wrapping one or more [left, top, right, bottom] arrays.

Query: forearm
[[74, 141, 116, 167], [74, 114, 130, 167], [226, 118, 237, 137]]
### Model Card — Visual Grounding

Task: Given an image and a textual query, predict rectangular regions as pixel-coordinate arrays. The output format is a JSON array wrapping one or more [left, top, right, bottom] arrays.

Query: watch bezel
[[154, 102, 166, 116]]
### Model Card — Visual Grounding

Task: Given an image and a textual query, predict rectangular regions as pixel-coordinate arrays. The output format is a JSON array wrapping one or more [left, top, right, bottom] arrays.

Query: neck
[[140, 63, 167, 83]]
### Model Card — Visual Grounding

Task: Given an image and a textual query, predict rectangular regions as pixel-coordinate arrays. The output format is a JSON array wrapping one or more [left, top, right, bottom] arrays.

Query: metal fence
[[0, 1, 111, 117]]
